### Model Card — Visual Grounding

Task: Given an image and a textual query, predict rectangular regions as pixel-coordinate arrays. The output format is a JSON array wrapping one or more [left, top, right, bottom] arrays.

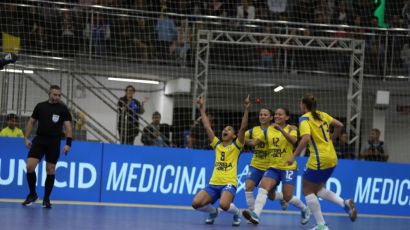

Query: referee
[[22, 85, 73, 208]]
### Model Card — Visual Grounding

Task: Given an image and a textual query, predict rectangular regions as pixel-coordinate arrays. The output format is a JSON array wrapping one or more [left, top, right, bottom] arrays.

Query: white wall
[[1, 71, 175, 145]]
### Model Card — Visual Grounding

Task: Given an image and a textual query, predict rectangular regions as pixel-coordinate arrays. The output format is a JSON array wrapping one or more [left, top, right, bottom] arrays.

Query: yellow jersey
[[0, 127, 24, 138], [266, 125, 298, 170], [209, 136, 244, 187], [245, 126, 270, 171], [299, 111, 338, 170]]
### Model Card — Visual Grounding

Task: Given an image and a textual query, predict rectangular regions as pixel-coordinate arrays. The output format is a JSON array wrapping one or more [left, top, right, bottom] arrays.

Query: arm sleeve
[[299, 118, 311, 136], [31, 104, 40, 120], [210, 136, 220, 149], [289, 129, 298, 138], [235, 138, 245, 149], [244, 130, 250, 140], [63, 107, 73, 122]]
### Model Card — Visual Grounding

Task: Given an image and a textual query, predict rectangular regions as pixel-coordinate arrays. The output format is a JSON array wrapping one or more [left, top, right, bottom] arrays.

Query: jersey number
[[220, 152, 225, 161], [272, 137, 279, 147], [285, 170, 294, 181], [319, 122, 330, 142]]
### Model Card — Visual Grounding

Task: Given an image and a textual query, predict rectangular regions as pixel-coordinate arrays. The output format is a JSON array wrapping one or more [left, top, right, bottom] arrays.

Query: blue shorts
[[246, 166, 265, 185], [303, 167, 335, 184], [203, 184, 237, 204], [263, 168, 297, 186]]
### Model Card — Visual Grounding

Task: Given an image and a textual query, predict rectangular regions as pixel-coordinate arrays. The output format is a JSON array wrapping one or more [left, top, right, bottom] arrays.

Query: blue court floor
[[0, 200, 409, 230]]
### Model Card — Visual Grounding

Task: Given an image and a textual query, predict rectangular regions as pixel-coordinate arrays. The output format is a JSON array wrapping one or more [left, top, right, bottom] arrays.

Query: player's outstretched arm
[[196, 96, 215, 142], [237, 95, 250, 145]]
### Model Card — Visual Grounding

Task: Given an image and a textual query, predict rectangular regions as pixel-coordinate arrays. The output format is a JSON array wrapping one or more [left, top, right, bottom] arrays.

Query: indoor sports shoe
[[22, 193, 38, 206], [280, 199, 289, 210], [242, 209, 260, 225], [344, 199, 357, 222], [42, 199, 52, 209], [232, 210, 241, 227], [310, 224, 329, 230], [300, 206, 311, 225], [205, 208, 219, 224]]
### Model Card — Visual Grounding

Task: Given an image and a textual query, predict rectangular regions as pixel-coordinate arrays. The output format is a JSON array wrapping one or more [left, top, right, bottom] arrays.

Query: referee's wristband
[[66, 137, 73, 147]]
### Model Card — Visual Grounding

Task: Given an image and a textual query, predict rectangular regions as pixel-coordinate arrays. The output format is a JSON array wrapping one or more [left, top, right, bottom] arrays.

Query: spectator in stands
[[141, 111, 173, 146], [156, 6, 177, 60], [334, 132, 355, 159], [84, 13, 111, 56], [61, 10, 77, 55], [117, 85, 147, 145], [360, 128, 389, 162], [170, 19, 191, 67], [400, 43, 410, 79], [189, 113, 215, 149], [332, 1, 348, 25], [237, 0, 255, 20], [256, 36, 275, 70], [0, 113, 24, 138], [267, 0, 287, 20], [208, 0, 229, 17]]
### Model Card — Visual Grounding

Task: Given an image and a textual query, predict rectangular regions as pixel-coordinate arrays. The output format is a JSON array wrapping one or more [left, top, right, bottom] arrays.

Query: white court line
[[1, 198, 409, 220]]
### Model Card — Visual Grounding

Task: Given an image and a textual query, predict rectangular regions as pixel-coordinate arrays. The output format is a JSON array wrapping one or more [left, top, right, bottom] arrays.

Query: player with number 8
[[191, 95, 250, 227]]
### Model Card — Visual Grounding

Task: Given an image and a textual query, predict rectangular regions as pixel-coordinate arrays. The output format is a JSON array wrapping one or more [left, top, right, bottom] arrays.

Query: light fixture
[[274, 85, 284, 93], [0, 69, 34, 74], [108, 77, 159, 85]]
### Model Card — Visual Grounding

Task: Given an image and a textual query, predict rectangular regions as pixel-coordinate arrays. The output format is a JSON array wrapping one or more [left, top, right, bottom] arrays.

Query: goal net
[[0, 0, 409, 163]]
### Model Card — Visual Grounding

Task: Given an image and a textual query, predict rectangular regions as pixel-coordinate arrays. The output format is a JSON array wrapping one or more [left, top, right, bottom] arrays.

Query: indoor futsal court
[[0, 200, 409, 230], [2, 1, 410, 230]]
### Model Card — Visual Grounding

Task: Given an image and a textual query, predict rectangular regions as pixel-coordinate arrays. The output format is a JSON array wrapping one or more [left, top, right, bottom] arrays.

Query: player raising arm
[[288, 94, 357, 230], [191, 95, 250, 227]]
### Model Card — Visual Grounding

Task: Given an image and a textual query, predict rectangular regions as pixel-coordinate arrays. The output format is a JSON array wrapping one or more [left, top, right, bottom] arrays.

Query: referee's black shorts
[[28, 136, 61, 164]]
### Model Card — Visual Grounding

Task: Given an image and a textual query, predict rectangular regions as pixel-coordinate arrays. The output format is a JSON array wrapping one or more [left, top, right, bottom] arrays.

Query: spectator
[[400, 43, 410, 79], [189, 113, 215, 149], [332, 1, 349, 25], [237, 0, 256, 20], [84, 13, 111, 56], [170, 19, 191, 67], [256, 36, 275, 70], [267, 0, 287, 20], [117, 85, 147, 145], [133, 18, 150, 63], [334, 132, 355, 159], [208, 0, 229, 17], [360, 128, 389, 162], [141, 111, 173, 146], [0, 113, 24, 137], [61, 10, 77, 55], [156, 7, 177, 60]]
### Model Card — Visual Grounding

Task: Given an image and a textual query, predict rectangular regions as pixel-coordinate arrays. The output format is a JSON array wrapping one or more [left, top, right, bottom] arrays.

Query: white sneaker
[[300, 206, 311, 225], [310, 224, 329, 230]]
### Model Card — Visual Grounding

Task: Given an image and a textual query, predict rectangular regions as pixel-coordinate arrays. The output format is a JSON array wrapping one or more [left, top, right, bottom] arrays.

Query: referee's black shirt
[[31, 101, 72, 138]]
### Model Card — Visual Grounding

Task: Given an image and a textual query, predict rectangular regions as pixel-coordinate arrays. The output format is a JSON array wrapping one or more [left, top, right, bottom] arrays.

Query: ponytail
[[302, 94, 322, 121]]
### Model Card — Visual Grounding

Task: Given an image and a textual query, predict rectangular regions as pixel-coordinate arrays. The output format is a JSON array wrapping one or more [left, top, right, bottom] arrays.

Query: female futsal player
[[191, 95, 250, 227], [244, 108, 288, 212], [242, 107, 311, 225], [287, 94, 357, 230]]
